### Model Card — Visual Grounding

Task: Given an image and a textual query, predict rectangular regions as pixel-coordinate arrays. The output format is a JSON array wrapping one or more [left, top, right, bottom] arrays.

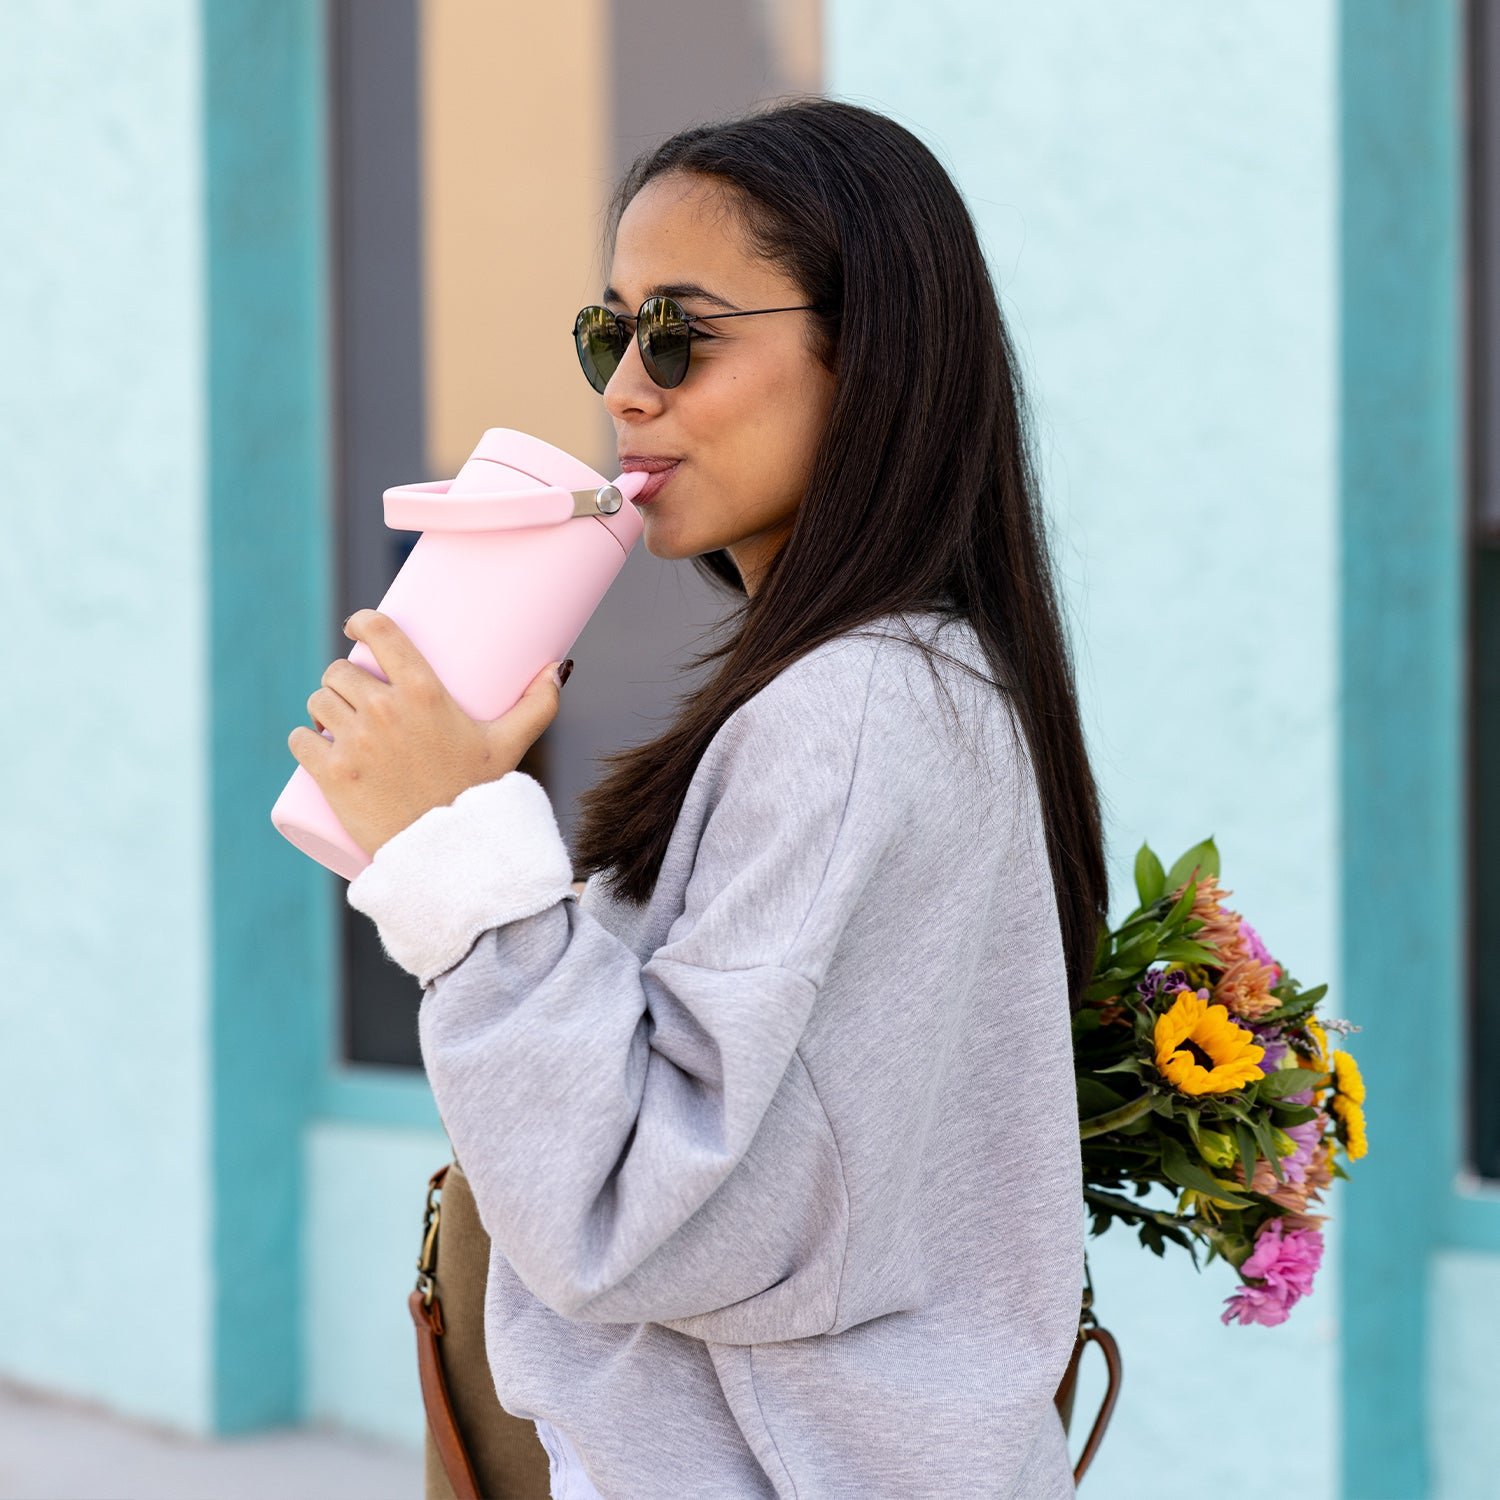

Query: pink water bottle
[[271, 428, 648, 880]]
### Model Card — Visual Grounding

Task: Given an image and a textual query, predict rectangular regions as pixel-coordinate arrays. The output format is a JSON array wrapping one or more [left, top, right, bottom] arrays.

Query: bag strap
[[1069, 1322, 1122, 1484], [411, 1164, 483, 1500]]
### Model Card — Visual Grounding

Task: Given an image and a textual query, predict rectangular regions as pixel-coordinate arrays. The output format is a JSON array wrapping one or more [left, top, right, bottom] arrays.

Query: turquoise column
[[1339, 2, 1463, 1495], [203, 0, 332, 1429]]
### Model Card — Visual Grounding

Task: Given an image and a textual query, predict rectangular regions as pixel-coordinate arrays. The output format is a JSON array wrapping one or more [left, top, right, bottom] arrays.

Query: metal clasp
[[570, 484, 624, 518], [416, 1177, 442, 1307]]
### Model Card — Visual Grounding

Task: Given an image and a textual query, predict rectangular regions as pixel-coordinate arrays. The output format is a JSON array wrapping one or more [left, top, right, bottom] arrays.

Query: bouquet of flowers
[[1074, 836, 1367, 1327]]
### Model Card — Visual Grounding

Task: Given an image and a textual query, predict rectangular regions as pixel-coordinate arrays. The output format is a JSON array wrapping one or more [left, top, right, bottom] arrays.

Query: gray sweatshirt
[[347, 609, 1084, 1499]]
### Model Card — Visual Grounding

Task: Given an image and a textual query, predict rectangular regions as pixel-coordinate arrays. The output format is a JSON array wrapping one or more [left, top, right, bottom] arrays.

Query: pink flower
[[1220, 1219, 1325, 1327]]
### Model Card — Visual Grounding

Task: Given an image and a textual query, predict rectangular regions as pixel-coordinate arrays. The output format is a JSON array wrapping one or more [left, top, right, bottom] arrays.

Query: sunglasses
[[571, 294, 816, 394]]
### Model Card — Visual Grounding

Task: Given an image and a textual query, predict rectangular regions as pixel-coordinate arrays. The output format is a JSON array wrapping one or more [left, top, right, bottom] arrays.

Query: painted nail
[[559, 658, 575, 686]]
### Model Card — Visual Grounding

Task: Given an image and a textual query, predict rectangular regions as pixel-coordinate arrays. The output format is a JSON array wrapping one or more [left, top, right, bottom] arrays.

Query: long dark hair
[[569, 98, 1109, 1013]]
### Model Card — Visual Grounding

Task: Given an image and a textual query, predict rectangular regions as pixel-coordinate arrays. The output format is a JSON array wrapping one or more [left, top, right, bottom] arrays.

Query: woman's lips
[[619, 458, 681, 503]]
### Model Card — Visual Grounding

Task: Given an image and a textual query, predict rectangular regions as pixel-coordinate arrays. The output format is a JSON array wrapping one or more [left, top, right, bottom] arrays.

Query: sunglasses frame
[[571, 294, 817, 394]]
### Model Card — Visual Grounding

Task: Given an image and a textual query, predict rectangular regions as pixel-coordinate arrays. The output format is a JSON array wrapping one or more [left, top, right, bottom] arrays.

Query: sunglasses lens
[[573, 306, 626, 394], [639, 296, 691, 389]]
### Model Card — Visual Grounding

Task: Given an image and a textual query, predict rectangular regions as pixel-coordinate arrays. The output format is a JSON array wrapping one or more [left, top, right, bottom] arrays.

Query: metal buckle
[[570, 484, 624, 518], [416, 1179, 442, 1306]]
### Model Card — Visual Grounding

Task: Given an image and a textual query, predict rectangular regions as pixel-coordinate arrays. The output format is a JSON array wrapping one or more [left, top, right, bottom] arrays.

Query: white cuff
[[345, 771, 576, 987]]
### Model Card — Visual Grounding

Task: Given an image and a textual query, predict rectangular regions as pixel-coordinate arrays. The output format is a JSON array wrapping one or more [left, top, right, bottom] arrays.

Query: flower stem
[[1083, 1187, 1197, 1233], [1079, 1091, 1156, 1139]]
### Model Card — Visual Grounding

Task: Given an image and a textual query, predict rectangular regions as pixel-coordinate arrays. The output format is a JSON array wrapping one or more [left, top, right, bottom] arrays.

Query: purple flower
[[1248, 1025, 1290, 1071], [1138, 967, 1168, 1002], [1275, 1116, 1323, 1187], [1221, 1219, 1325, 1327]]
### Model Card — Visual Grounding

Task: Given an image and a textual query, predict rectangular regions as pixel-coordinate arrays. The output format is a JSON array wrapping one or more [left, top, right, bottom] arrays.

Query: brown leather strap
[[411, 1163, 483, 1500], [411, 1287, 482, 1500], [1068, 1323, 1123, 1485], [411, 1290, 480, 1500]]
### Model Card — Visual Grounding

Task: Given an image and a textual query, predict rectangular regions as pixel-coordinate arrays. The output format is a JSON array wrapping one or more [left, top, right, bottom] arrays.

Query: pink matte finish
[[270, 429, 646, 880]]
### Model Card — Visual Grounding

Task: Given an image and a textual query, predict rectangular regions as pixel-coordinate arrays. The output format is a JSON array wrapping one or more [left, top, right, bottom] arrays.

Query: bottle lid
[[382, 428, 646, 555]]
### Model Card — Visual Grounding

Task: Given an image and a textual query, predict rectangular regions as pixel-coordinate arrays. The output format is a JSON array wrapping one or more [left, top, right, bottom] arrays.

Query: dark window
[[329, 0, 430, 1068], [327, 0, 557, 1067], [1466, 0, 1500, 1178]]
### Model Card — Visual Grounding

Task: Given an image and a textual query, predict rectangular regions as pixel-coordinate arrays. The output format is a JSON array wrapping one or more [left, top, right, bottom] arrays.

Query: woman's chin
[[640, 519, 701, 562]]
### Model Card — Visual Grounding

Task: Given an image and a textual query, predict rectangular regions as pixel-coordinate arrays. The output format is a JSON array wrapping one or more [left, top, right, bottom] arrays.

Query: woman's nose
[[602, 331, 667, 420]]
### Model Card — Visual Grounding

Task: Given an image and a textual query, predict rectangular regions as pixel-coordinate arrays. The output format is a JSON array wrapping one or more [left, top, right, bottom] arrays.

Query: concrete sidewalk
[[0, 1379, 424, 1500]]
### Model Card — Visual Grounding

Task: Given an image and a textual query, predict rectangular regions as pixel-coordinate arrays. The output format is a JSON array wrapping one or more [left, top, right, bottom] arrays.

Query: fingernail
[[558, 658, 575, 687]]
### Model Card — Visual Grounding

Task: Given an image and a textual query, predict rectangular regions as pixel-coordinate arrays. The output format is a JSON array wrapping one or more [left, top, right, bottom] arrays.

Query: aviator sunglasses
[[571, 294, 816, 394]]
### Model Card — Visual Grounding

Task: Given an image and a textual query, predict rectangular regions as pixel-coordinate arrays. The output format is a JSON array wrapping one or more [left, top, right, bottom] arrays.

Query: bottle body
[[270, 430, 642, 880]]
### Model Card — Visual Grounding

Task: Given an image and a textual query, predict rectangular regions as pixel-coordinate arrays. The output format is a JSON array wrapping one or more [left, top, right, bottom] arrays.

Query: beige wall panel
[[420, 0, 612, 474], [761, 0, 821, 96]]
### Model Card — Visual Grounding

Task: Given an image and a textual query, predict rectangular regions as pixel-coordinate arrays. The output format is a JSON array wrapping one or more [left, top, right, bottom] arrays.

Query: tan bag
[[411, 1160, 554, 1500], [413, 1158, 1122, 1494]]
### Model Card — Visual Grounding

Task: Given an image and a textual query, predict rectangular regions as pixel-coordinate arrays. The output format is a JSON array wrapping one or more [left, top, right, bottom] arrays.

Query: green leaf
[[1094, 924, 1112, 969], [1155, 940, 1224, 967], [1076, 1078, 1131, 1116], [1257, 988, 1325, 1025], [1249, 1112, 1288, 1184], [1112, 911, 1162, 942], [1158, 1136, 1256, 1207], [1113, 932, 1161, 972], [1233, 1122, 1259, 1193], [1162, 879, 1200, 930], [1269, 1102, 1321, 1126], [1257, 1066, 1322, 1099], [1134, 844, 1167, 908], [1164, 838, 1220, 893], [1083, 973, 1134, 1001], [1094, 1057, 1145, 1076]]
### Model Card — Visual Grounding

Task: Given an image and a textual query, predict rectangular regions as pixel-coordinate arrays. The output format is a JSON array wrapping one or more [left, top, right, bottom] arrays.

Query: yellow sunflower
[[1330, 1049, 1368, 1159], [1332, 1050, 1366, 1105], [1153, 989, 1267, 1096], [1293, 1018, 1333, 1087], [1331, 1094, 1369, 1160]]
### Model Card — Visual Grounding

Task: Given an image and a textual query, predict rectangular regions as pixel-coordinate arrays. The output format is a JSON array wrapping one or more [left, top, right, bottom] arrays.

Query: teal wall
[[0, 0, 446, 1443], [202, 0, 329, 1432], [0, 0, 213, 1432], [829, 2, 1342, 1492], [201, 0, 448, 1442], [1340, 5, 1500, 1499], [304, 1121, 448, 1446]]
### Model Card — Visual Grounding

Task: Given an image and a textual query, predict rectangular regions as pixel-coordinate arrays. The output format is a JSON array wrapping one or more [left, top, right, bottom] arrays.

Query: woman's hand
[[288, 609, 565, 859]]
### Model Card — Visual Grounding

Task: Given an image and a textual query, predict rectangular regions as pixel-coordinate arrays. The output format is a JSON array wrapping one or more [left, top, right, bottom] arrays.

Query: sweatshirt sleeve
[[345, 640, 912, 1342]]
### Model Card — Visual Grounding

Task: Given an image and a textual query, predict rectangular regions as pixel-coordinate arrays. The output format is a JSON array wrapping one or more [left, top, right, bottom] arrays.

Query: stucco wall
[[828, 2, 1340, 1491], [0, 0, 212, 1432]]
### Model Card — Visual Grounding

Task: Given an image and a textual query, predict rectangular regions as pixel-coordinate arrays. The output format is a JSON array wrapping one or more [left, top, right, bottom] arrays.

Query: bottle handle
[[382, 472, 648, 533]]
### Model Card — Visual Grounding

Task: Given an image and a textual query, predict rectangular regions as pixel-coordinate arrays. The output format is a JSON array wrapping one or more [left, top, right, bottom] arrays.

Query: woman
[[301, 97, 1108, 1498]]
